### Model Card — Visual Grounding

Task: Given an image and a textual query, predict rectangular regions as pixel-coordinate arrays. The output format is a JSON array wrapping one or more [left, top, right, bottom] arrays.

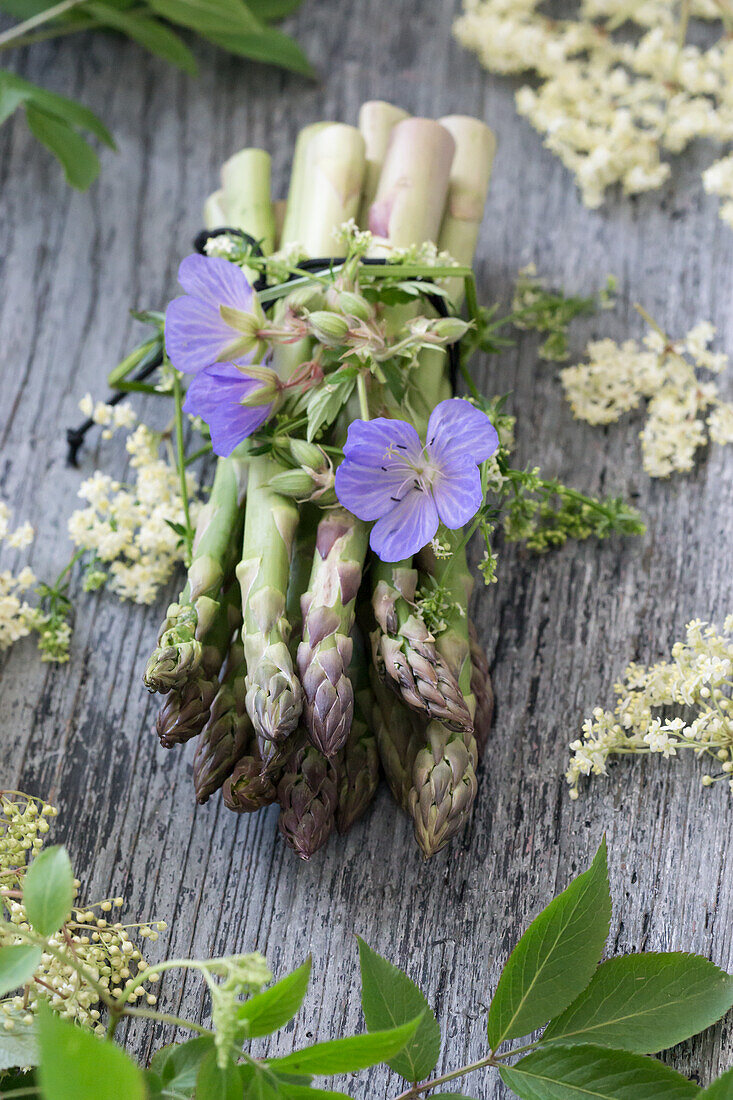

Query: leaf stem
[[0, 0, 84, 49], [123, 1006, 213, 1035], [391, 1053, 501, 1098]]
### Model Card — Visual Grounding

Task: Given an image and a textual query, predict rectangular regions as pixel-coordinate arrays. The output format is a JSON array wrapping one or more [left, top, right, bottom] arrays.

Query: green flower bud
[[289, 438, 328, 470], [331, 290, 372, 321], [307, 310, 351, 345], [268, 469, 318, 499], [429, 317, 472, 342]]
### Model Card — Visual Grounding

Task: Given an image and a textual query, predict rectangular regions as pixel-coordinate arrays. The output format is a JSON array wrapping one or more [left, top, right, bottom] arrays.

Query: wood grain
[[1, 1, 732, 1095]]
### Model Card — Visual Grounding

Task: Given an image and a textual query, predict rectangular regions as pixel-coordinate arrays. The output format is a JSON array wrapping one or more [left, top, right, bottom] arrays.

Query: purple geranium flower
[[183, 363, 275, 458], [334, 398, 499, 562], [165, 253, 261, 375]]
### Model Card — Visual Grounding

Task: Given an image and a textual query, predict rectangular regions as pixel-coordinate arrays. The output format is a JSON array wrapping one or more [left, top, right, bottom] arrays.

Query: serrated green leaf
[[36, 1003, 146, 1100], [0, 70, 114, 145], [0, 945, 42, 996], [487, 840, 611, 1050], [22, 845, 75, 936], [499, 1044, 700, 1100], [357, 937, 440, 1083], [202, 26, 315, 77], [25, 105, 100, 190], [0, 1020, 38, 1071], [240, 1064, 282, 1099], [698, 1068, 733, 1098], [542, 952, 733, 1053], [238, 958, 311, 1038], [84, 2, 198, 73], [196, 1050, 242, 1100], [267, 1015, 423, 1075]]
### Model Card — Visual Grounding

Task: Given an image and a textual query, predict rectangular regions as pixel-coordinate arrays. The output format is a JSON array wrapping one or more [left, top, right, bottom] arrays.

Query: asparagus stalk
[[369, 664, 425, 814], [296, 124, 366, 255], [371, 561, 472, 732], [192, 637, 252, 803], [277, 733, 338, 860], [144, 457, 246, 693], [408, 720, 478, 859], [280, 122, 331, 248], [469, 620, 494, 759], [357, 101, 410, 226], [155, 581, 242, 748], [334, 628, 380, 833], [368, 118, 455, 245], [223, 740, 282, 814], [238, 457, 302, 743], [297, 509, 368, 757], [220, 148, 277, 255]]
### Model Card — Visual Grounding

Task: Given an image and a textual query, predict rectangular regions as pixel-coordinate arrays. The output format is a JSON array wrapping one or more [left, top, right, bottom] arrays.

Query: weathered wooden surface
[[1, 1, 733, 1094]]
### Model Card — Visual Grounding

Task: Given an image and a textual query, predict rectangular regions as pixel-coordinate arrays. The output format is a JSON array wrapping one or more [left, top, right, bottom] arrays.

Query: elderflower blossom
[[0, 502, 36, 651], [454, 0, 733, 227], [78, 395, 137, 440], [560, 316, 733, 477], [68, 423, 199, 604], [0, 793, 164, 1035], [567, 617, 733, 798]]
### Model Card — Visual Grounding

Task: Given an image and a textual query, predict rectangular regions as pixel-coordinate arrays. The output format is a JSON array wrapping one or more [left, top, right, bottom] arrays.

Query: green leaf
[[84, 2, 198, 73], [0, 70, 115, 145], [202, 26, 315, 77], [487, 840, 611, 1050], [699, 1069, 733, 1098], [0, 945, 42, 996], [22, 844, 75, 936], [196, 1050, 242, 1100], [306, 378, 355, 441], [0, 1019, 39, 1071], [542, 952, 733, 1053], [25, 105, 101, 190], [268, 1015, 423, 1075], [240, 1064, 283, 1099], [0, 78, 28, 126], [238, 958, 311, 1038], [149, 1035, 215, 1095], [148, 0, 262, 36], [36, 1003, 146, 1100], [246, 0, 302, 18], [499, 1045, 700, 1100], [357, 937, 440, 1083]]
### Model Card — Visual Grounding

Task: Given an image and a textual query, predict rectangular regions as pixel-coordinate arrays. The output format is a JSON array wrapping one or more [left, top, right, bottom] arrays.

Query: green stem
[[123, 1006, 213, 1035], [0, 19, 87, 50], [172, 369, 193, 560], [392, 1053, 500, 1099], [0, 0, 84, 48], [185, 443, 214, 466], [0, 921, 113, 1008]]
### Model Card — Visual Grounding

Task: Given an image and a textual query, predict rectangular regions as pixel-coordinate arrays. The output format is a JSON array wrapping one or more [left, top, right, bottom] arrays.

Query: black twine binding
[[66, 227, 462, 465]]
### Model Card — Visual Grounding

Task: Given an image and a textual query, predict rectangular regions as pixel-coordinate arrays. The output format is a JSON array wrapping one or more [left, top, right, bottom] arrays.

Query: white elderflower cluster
[[0, 793, 165, 1036], [560, 316, 733, 477], [68, 423, 200, 604], [454, 0, 733, 225], [567, 616, 733, 798], [78, 395, 137, 439], [0, 501, 36, 651]]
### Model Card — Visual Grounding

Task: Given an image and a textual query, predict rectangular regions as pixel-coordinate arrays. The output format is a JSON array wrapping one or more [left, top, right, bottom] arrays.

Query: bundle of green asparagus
[[127, 102, 642, 860]]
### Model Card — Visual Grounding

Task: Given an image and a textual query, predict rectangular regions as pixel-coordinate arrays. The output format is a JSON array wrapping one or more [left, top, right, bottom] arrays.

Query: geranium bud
[[430, 317, 472, 342], [307, 311, 351, 345]]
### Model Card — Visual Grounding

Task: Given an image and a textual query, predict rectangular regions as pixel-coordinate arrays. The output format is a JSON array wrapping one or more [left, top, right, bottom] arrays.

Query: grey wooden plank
[[1, 0, 732, 1095]]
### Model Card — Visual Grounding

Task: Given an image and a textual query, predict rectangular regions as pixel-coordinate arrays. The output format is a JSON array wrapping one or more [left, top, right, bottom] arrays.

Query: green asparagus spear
[[155, 581, 242, 748], [223, 741, 282, 814], [334, 629, 380, 833], [238, 457, 302, 743], [297, 508, 368, 757], [408, 720, 478, 859], [193, 637, 252, 803], [277, 733, 338, 860], [144, 457, 245, 693], [370, 561, 472, 732]]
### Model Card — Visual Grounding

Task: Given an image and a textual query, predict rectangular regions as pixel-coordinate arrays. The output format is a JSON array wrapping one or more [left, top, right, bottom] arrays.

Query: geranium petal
[[165, 295, 250, 375], [342, 417, 422, 466], [183, 365, 272, 456], [177, 254, 254, 312], [334, 457, 412, 522], [370, 489, 439, 562], [426, 398, 499, 466], [431, 458, 484, 530]]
